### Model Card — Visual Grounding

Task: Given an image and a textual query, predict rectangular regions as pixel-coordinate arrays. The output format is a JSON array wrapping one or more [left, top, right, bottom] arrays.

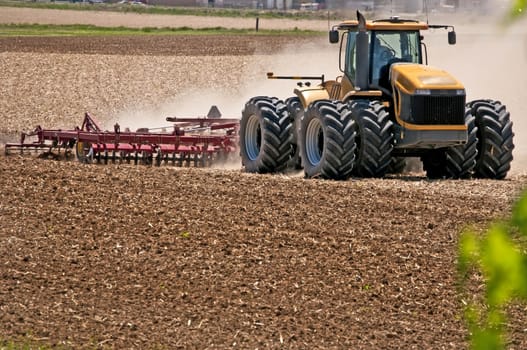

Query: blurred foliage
[[458, 190, 527, 349], [509, 0, 526, 19]]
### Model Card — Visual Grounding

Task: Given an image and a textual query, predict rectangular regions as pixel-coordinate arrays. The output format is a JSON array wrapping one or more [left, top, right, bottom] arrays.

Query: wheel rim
[[245, 114, 262, 161], [76, 141, 84, 159], [76, 140, 91, 161], [305, 118, 324, 166]]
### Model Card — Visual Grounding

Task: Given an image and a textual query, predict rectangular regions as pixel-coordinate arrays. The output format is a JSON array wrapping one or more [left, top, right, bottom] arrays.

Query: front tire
[[469, 99, 514, 179], [299, 100, 356, 180], [386, 156, 406, 174], [422, 111, 478, 179], [239, 97, 293, 173]]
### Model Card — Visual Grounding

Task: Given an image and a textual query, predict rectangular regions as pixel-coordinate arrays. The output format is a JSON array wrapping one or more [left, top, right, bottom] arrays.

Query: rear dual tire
[[239, 97, 293, 173], [299, 100, 356, 180], [300, 99, 395, 179], [350, 100, 394, 178], [240, 98, 394, 180]]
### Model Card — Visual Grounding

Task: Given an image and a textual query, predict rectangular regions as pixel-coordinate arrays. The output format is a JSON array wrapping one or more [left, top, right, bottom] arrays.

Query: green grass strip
[[0, 23, 323, 36]]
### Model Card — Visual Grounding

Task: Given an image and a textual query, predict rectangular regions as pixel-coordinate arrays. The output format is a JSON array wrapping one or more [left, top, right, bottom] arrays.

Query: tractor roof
[[336, 17, 429, 31]]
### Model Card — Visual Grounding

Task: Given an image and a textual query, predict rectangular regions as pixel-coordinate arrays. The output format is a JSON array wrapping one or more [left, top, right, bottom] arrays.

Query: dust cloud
[[111, 90, 243, 131], [425, 13, 527, 173], [159, 39, 340, 118], [110, 39, 339, 130]]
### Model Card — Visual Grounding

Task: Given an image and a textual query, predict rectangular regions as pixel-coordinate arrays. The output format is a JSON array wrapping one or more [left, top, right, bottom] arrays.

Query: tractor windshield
[[370, 30, 421, 88]]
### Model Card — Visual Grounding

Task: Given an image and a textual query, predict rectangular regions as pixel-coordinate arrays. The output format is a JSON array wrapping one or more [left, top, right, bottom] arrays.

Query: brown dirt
[[1, 157, 526, 349], [0, 35, 319, 56], [1, 11, 527, 350]]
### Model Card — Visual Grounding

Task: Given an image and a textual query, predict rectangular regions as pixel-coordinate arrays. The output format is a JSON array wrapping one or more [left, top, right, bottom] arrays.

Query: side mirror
[[329, 30, 339, 44], [448, 30, 456, 45]]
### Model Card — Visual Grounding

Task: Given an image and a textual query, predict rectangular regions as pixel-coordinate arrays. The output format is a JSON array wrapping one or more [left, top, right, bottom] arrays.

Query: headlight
[[456, 89, 466, 95], [414, 89, 431, 95]]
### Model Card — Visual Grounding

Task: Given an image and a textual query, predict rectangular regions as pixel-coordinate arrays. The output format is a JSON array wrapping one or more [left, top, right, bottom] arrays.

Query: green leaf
[[458, 231, 479, 277], [481, 224, 526, 306], [471, 326, 504, 350], [459, 191, 527, 349], [465, 306, 505, 350], [509, 0, 527, 19]]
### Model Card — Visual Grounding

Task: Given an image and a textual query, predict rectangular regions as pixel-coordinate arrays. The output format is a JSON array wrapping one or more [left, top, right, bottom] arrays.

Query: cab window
[[344, 31, 359, 82], [370, 31, 421, 87]]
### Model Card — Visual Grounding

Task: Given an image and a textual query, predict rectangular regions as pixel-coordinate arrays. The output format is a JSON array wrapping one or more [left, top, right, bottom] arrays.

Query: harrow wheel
[[469, 99, 514, 179], [75, 140, 92, 163], [299, 100, 356, 180], [240, 96, 293, 173]]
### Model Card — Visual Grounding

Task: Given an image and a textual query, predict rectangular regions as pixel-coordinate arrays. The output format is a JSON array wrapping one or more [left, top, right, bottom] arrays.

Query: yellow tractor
[[239, 11, 514, 179]]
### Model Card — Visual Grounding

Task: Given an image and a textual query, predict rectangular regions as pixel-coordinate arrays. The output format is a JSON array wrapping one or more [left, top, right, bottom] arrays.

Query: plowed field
[[1, 10, 527, 349]]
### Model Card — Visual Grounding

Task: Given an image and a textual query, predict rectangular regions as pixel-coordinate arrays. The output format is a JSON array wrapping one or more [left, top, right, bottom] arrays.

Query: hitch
[[266, 72, 325, 84]]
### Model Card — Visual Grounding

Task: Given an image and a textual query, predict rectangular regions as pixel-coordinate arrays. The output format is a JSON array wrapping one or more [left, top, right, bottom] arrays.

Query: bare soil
[[1, 156, 526, 349], [1, 10, 527, 349], [0, 35, 319, 56]]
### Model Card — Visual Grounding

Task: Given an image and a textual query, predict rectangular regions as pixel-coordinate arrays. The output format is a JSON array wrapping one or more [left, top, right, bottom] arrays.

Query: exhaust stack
[[355, 11, 369, 91]]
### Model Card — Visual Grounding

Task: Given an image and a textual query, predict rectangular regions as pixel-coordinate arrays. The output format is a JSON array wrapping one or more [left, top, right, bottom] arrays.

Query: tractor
[[239, 11, 514, 179]]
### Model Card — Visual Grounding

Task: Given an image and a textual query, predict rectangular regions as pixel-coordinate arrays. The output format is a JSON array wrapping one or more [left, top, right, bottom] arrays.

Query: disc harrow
[[5, 109, 240, 167]]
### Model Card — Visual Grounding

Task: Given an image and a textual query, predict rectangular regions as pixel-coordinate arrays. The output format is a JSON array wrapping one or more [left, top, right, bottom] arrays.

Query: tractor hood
[[390, 63, 465, 94], [391, 62, 467, 130]]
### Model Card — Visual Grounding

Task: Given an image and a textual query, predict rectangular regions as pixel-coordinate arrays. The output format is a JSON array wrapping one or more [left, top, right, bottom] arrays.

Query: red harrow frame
[[5, 109, 240, 166]]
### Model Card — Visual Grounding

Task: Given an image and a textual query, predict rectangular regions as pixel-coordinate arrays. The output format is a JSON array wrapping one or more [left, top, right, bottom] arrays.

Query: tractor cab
[[329, 14, 457, 101], [328, 13, 471, 152], [343, 28, 423, 93]]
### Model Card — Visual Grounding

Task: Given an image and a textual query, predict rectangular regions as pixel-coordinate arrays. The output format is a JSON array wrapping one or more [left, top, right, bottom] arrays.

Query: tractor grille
[[411, 94, 465, 125]]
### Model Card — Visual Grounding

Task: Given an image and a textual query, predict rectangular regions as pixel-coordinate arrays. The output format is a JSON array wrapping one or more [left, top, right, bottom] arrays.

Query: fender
[[294, 81, 383, 108], [293, 87, 330, 109]]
